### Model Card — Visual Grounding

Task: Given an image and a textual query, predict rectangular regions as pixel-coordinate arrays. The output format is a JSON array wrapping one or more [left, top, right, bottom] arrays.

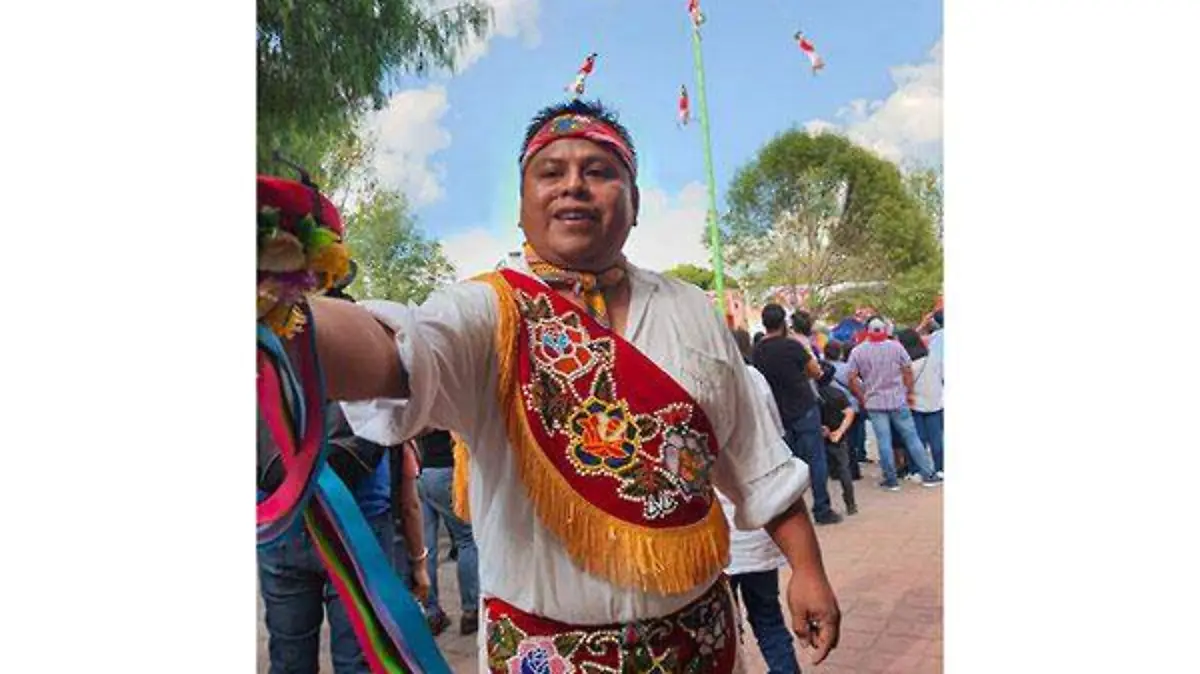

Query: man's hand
[[767, 501, 842, 666], [829, 430, 844, 444], [906, 391, 916, 408], [410, 560, 432, 605], [787, 567, 841, 665]]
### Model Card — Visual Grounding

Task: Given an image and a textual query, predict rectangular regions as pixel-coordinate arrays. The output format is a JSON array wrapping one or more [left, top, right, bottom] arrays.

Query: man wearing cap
[[297, 99, 839, 672], [847, 316, 943, 490]]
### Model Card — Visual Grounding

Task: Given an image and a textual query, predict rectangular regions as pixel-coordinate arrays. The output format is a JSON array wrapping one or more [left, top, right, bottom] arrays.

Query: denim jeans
[[912, 409, 944, 473], [867, 407, 937, 485], [783, 407, 833, 519], [730, 570, 800, 674], [418, 467, 480, 617], [258, 511, 394, 674]]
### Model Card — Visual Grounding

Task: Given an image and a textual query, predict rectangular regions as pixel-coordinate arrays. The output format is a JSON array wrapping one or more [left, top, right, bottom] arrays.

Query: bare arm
[[803, 345, 822, 379], [848, 369, 864, 402], [766, 500, 830, 581], [397, 442, 431, 602], [305, 296, 408, 401], [831, 407, 855, 443], [766, 500, 841, 663], [805, 358, 822, 380], [901, 364, 915, 404], [397, 444, 425, 560]]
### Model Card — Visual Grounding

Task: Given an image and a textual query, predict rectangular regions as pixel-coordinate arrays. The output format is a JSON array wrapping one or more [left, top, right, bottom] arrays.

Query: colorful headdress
[[257, 175, 352, 338], [520, 113, 637, 178]]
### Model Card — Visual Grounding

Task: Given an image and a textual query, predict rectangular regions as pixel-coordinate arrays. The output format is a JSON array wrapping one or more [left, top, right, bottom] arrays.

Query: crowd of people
[[257, 97, 944, 673], [747, 305, 946, 504]]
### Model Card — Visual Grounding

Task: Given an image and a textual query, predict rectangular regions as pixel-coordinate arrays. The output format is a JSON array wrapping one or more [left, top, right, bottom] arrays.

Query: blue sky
[[367, 0, 943, 277]]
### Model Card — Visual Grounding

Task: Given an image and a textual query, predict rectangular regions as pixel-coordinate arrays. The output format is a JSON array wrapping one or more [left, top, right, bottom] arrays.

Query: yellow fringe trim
[[451, 432, 472, 522], [462, 271, 729, 596]]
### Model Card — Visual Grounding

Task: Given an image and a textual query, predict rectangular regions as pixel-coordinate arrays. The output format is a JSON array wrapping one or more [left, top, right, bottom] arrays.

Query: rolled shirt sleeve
[[341, 280, 498, 446], [707, 319, 810, 531]]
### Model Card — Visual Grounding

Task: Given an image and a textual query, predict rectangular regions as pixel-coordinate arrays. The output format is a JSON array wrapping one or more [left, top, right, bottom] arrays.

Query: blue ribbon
[[315, 465, 452, 674]]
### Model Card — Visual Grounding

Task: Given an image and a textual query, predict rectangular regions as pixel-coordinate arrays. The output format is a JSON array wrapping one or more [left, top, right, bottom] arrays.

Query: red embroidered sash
[[484, 579, 737, 674], [467, 269, 729, 595]]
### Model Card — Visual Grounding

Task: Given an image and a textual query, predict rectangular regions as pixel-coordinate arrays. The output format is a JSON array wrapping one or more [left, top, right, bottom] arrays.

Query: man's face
[[519, 137, 637, 272]]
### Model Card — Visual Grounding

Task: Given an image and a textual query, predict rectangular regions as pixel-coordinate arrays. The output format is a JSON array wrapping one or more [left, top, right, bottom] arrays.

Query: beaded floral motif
[[513, 289, 716, 521], [485, 586, 734, 674]]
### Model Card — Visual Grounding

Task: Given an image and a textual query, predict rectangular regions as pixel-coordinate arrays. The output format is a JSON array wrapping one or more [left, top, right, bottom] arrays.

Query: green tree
[[720, 130, 940, 319], [268, 115, 455, 304], [905, 165, 943, 242], [343, 188, 456, 304], [870, 256, 943, 325], [662, 263, 740, 291], [257, 0, 491, 170]]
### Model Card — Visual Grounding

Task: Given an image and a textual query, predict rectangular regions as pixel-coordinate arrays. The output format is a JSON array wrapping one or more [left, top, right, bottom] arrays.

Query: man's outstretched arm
[[306, 296, 409, 401]]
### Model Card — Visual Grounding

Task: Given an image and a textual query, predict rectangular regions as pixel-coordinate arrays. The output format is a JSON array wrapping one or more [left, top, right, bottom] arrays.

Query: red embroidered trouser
[[483, 579, 737, 673]]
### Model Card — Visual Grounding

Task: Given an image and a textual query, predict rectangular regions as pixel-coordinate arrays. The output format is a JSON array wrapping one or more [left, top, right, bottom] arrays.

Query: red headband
[[520, 114, 637, 178]]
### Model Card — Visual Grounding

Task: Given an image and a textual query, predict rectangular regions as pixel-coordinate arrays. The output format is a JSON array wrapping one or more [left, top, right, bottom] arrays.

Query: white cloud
[[624, 182, 715, 273], [357, 2, 542, 208], [438, 182, 715, 279], [441, 0, 542, 73], [441, 225, 524, 280], [807, 39, 943, 166], [368, 84, 452, 207]]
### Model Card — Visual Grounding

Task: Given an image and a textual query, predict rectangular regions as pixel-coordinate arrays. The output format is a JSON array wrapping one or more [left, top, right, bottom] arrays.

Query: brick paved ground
[[258, 462, 942, 673]]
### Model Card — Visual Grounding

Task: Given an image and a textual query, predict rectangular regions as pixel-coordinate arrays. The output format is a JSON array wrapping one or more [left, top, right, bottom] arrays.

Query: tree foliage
[[905, 166, 943, 242], [343, 188, 456, 304], [257, 0, 491, 170], [662, 263, 740, 291], [720, 130, 941, 320], [263, 116, 456, 304]]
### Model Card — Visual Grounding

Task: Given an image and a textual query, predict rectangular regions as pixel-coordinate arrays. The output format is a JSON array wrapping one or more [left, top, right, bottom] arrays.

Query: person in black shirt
[[751, 304, 843, 526]]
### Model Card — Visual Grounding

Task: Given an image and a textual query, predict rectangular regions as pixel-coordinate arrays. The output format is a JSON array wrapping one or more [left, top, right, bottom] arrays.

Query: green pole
[[690, 20, 728, 320]]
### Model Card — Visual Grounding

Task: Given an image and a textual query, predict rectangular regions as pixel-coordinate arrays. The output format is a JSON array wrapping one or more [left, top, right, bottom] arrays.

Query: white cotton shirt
[[911, 353, 944, 413], [343, 256, 809, 625], [717, 366, 789, 576]]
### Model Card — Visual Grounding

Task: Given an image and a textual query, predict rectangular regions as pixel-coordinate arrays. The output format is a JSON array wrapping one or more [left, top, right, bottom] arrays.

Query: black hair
[[730, 328, 753, 363], [761, 303, 787, 332], [791, 310, 814, 337], [752, 331, 765, 346], [818, 360, 837, 387], [520, 99, 638, 167], [824, 340, 844, 362], [896, 328, 928, 360]]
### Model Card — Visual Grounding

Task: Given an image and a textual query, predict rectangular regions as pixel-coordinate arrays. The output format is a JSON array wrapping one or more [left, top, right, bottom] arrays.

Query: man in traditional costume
[[298, 99, 840, 672]]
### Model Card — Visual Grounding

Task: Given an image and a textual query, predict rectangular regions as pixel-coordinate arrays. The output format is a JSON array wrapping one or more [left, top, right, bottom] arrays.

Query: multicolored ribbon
[[257, 318, 326, 543], [257, 305, 450, 674], [306, 466, 450, 674]]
